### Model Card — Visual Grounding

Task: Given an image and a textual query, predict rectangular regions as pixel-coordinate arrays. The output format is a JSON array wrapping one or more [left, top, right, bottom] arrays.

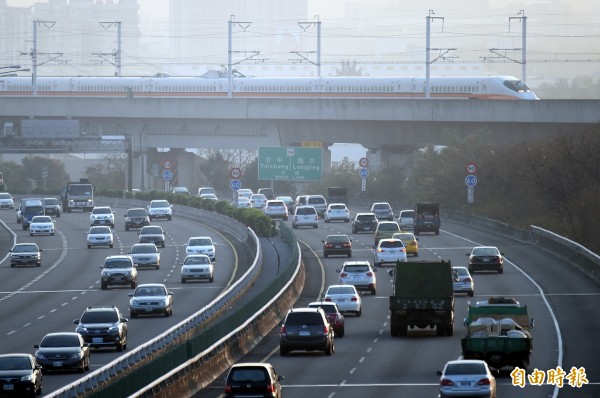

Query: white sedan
[[324, 284, 362, 316], [87, 226, 114, 248], [185, 236, 215, 261], [181, 254, 214, 283], [249, 193, 268, 209], [29, 215, 54, 236], [324, 203, 350, 223], [374, 238, 407, 266]]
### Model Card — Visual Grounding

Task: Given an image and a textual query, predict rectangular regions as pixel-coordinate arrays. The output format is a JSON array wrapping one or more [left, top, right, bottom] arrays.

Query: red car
[[308, 301, 345, 337]]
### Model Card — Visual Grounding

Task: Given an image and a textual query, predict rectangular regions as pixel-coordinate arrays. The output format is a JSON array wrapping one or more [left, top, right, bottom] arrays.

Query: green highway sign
[[258, 147, 323, 181]]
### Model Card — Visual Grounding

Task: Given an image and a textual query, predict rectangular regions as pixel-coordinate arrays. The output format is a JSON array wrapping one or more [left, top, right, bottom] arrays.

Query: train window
[[504, 79, 531, 92]]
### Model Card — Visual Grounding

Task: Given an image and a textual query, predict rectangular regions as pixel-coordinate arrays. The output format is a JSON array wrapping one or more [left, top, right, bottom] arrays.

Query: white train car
[[0, 75, 538, 100]]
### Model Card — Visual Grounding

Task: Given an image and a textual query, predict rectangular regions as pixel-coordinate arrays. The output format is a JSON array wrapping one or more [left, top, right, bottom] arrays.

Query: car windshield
[[131, 245, 157, 254], [90, 227, 111, 234], [134, 286, 166, 297], [104, 259, 132, 268], [141, 227, 162, 235], [151, 201, 169, 208], [44, 198, 58, 205], [13, 244, 37, 253], [68, 185, 92, 195], [80, 311, 118, 323], [40, 334, 79, 347], [473, 247, 499, 256], [327, 286, 356, 295], [0, 193, 11, 199], [189, 238, 212, 246], [0, 357, 30, 371], [32, 216, 52, 223], [184, 256, 210, 265], [93, 208, 112, 214], [445, 362, 486, 375]]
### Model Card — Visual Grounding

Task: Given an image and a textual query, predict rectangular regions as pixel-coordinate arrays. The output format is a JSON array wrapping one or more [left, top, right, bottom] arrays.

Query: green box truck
[[389, 260, 454, 337], [461, 297, 534, 371]]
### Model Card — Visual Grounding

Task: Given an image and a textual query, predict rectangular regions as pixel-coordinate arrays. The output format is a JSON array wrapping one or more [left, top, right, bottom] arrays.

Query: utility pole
[[298, 16, 321, 77], [509, 10, 527, 83], [31, 19, 56, 96], [425, 10, 445, 99], [228, 16, 252, 98], [99, 21, 122, 76]]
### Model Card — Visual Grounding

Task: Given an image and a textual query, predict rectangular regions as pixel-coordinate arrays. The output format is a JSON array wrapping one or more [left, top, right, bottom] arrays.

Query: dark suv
[[73, 306, 128, 351], [100, 255, 138, 290], [224, 362, 284, 398], [279, 307, 334, 356], [124, 208, 150, 231], [352, 212, 378, 234]]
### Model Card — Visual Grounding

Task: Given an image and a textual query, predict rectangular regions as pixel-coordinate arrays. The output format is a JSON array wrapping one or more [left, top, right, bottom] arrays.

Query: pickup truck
[[461, 297, 534, 371]]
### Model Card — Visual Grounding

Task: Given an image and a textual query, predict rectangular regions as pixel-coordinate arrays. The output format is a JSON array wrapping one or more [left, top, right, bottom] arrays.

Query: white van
[[305, 195, 327, 217]]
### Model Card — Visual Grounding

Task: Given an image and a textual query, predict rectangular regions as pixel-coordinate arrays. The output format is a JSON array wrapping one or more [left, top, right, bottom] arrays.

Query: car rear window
[[330, 204, 346, 210], [296, 207, 316, 215], [380, 240, 404, 248], [445, 363, 486, 375], [473, 248, 499, 256], [344, 265, 369, 273], [286, 312, 323, 325], [308, 197, 325, 205], [327, 286, 356, 295], [230, 368, 268, 383], [357, 215, 376, 221], [326, 235, 349, 243], [379, 223, 399, 231], [374, 203, 391, 210], [400, 210, 414, 218]]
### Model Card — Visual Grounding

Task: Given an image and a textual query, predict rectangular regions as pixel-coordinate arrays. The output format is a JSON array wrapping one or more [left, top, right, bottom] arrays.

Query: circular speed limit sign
[[466, 163, 477, 174], [230, 167, 242, 179], [359, 157, 369, 168]]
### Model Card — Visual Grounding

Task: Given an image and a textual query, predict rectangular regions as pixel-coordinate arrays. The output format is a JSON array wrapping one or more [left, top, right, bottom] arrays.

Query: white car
[[324, 203, 350, 223], [89, 206, 115, 228], [172, 186, 190, 196], [128, 283, 173, 318], [29, 215, 54, 236], [147, 200, 172, 221], [181, 254, 214, 283], [337, 260, 377, 295], [452, 266, 474, 297], [236, 196, 252, 208], [263, 200, 288, 220], [374, 238, 407, 266], [398, 209, 415, 230], [237, 188, 253, 199], [87, 226, 114, 248], [324, 284, 362, 316], [197, 187, 215, 197], [199, 193, 219, 202], [0, 192, 14, 209], [185, 236, 215, 261], [249, 193, 267, 209], [291, 205, 318, 229]]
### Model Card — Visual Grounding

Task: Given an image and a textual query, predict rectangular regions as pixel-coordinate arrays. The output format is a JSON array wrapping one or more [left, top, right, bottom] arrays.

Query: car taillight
[[366, 272, 373, 276], [440, 379, 454, 386], [266, 383, 275, 392], [224, 385, 232, 393], [464, 277, 472, 282], [351, 296, 358, 302], [342, 243, 351, 248], [323, 325, 330, 334], [340, 272, 348, 277], [401, 248, 406, 252], [324, 297, 332, 302], [280, 325, 287, 335], [477, 378, 491, 385], [377, 248, 384, 253], [325, 243, 333, 248]]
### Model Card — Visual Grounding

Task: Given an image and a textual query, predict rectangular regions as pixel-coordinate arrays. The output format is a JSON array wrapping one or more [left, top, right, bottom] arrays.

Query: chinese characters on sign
[[511, 366, 588, 388], [258, 147, 323, 181]]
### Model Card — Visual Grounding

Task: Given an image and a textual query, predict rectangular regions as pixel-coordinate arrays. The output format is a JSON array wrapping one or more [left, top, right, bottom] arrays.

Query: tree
[[334, 59, 364, 76]]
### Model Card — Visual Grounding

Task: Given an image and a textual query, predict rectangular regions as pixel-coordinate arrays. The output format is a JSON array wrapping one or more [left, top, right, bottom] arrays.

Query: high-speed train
[[0, 74, 538, 100]]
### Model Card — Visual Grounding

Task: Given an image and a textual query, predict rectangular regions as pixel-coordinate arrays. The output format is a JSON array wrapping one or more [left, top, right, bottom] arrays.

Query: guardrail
[[49, 203, 261, 398]]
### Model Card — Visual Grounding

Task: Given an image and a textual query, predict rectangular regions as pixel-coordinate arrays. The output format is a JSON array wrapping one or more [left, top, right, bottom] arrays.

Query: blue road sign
[[162, 169, 173, 181], [465, 175, 478, 187], [359, 167, 369, 178], [230, 179, 241, 191]]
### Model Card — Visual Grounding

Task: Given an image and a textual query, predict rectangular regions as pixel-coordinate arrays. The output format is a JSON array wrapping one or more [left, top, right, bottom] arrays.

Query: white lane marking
[[349, 368, 356, 374]]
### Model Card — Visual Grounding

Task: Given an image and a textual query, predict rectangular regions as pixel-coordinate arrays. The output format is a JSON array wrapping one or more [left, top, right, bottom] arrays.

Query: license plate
[[483, 258, 490, 262], [113, 277, 123, 281], [460, 381, 471, 386], [92, 337, 103, 343], [299, 330, 310, 336], [145, 308, 153, 312], [337, 298, 346, 302], [53, 361, 63, 367], [3, 384, 14, 391], [334, 245, 341, 248]]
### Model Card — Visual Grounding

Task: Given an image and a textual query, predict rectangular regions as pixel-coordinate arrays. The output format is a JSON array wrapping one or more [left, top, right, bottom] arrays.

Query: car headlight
[[21, 375, 34, 382], [70, 352, 83, 359], [109, 325, 119, 332], [76, 326, 87, 333], [159, 299, 166, 305], [35, 353, 45, 360]]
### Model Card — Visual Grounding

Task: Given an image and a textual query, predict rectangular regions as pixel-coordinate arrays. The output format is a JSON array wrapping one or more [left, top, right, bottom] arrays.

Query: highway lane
[[0, 202, 251, 396], [199, 216, 599, 398]]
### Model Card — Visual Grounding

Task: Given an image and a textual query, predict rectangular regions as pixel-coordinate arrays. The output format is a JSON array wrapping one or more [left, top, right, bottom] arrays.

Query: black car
[[34, 332, 90, 373], [351, 212, 378, 234], [322, 234, 352, 258], [224, 362, 284, 398], [279, 307, 334, 356], [42, 197, 61, 217], [138, 225, 166, 248], [124, 208, 150, 231], [467, 246, 504, 274], [0, 354, 43, 397], [74, 306, 128, 352]]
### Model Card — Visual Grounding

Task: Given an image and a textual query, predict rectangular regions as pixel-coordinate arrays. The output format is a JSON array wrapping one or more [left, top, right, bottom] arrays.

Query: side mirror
[[128, 293, 133, 297], [335, 269, 341, 273], [463, 318, 469, 327], [387, 269, 394, 277], [529, 318, 535, 328], [436, 370, 443, 376], [466, 253, 470, 256]]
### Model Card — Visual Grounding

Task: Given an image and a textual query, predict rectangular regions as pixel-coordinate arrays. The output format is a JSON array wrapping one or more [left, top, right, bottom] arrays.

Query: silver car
[[437, 359, 496, 398], [138, 225, 166, 248], [128, 283, 173, 318], [129, 243, 161, 269], [452, 266, 474, 297], [337, 260, 377, 295], [374, 238, 407, 266], [181, 254, 214, 283], [87, 226, 114, 248]]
